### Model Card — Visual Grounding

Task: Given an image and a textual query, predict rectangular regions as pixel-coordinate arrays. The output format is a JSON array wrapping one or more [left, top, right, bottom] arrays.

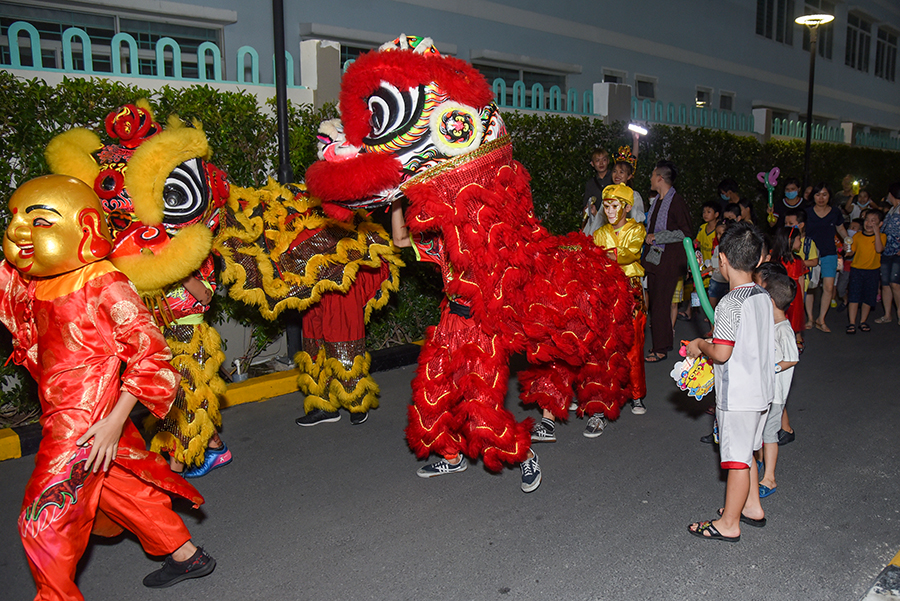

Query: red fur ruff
[[403, 142, 634, 461], [405, 311, 533, 472], [339, 49, 494, 146], [305, 151, 402, 205]]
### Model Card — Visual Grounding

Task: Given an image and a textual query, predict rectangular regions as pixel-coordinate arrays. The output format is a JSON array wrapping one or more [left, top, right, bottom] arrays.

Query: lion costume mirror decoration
[[307, 35, 635, 471], [44, 100, 401, 474]]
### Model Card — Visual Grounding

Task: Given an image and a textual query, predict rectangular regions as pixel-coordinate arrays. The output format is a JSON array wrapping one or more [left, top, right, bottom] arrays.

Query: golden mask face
[[4, 175, 112, 277], [602, 198, 627, 225]]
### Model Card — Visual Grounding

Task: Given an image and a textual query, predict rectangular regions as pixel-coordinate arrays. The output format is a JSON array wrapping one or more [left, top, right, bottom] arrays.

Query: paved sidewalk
[[1, 315, 898, 600]]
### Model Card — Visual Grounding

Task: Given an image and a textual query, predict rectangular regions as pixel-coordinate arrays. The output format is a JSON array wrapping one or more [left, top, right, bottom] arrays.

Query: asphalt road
[[1, 313, 898, 601]]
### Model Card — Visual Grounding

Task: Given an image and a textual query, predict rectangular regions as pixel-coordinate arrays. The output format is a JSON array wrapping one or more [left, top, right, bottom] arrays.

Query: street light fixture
[[795, 13, 834, 190]]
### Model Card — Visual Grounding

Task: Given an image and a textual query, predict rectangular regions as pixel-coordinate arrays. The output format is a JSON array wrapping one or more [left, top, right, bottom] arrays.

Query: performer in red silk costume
[[309, 36, 634, 492], [0, 176, 214, 600]]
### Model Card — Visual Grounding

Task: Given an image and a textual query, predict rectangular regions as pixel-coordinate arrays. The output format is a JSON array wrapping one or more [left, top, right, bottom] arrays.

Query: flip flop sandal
[[846, 324, 856, 334], [687, 520, 740, 542], [815, 322, 831, 333], [859, 322, 871, 332], [759, 484, 777, 498], [644, 352, 667, 363]]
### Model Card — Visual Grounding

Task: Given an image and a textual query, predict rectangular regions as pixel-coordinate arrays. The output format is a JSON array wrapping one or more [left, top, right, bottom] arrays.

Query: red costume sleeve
[[96, 273, 179, 419]]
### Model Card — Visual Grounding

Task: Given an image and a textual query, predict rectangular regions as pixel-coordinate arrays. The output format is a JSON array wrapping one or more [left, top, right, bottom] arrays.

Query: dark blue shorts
[[881, 254, 900, 286], [708, 279, 728, 301], [848, 267, 880, 307]]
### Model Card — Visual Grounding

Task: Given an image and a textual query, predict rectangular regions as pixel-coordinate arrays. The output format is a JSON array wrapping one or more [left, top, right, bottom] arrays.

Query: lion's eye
[[364, 83, 424, 145], [161, 158, 209, 225]]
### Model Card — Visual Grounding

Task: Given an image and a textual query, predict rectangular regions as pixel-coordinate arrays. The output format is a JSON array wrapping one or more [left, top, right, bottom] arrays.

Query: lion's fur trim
[[45, 128, 102, 184]]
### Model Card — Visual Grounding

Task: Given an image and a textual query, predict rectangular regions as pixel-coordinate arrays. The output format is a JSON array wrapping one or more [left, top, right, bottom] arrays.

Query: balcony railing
[[2, 20, 304, 88], [631, 98, 755, 133]]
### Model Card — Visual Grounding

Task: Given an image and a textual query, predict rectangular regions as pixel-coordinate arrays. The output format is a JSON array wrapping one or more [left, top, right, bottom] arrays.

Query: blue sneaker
[[183, 444, 232, 478]]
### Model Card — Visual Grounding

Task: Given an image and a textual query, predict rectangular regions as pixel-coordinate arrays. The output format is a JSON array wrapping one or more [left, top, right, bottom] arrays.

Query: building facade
[[2, 0, 899, 135]]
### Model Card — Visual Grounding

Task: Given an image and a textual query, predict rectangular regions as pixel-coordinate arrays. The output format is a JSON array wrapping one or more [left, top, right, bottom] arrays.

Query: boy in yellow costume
[[593, 184, 648, 414]]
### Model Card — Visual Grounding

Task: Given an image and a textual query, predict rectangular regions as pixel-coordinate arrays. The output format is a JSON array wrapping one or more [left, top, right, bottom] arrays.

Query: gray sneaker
[[520, 451, 542, 493], [530, 421, 556, 443], [631, 399, 646, 415], [416, 456, 468, 478], [583, 414, 608, 438]]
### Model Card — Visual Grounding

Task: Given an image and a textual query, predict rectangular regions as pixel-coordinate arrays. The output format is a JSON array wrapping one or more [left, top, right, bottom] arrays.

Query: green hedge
[[504, 112, 900, 234], [1, 73, 898, 416]]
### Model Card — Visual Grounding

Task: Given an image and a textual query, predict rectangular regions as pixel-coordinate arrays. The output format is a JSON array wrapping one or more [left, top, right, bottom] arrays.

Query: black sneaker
[[416, 456, 468, 478], [143, 547, 216, 588], [530, 419, 556, 443], [295, 409, 341, 426], [699, 432, 716, 444], [777, 429, 795, 446], [350, 411, 368, 425]]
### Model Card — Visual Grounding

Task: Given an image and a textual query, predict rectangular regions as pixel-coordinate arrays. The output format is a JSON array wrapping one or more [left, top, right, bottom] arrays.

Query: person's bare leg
[[880, 285, 891, 318], [860, 303, 872, 324], [805, 292, 815, 328], [702, 467, 750, 538], [169, 457, 184, 473], [759, 442, 778, 490], [671, 303, 678, 328], [817, 277, 835, 327], [208, 432, 223, 449], [848, 302, 859, 327], [781, 408, 792, 434]]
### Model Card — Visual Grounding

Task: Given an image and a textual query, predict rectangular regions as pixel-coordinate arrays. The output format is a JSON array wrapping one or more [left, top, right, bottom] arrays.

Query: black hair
[[654, 160, 678, 185], [783, 177, 800, 188], [757, 269, 796, 312], [723, 203, 741, 219], [718, 178, 739, 195], [810, 182, 832, 202], [754, 261, 787, 281], [701, 200, 722, 215], [738, 198, 758, 224], [851, 217, 865, 228], [864, 208, 884, 221], [770, 226, 801, 265], [888, 182, 900, 200], [719, 221, 765, 272], [785, 207, 807, 224]]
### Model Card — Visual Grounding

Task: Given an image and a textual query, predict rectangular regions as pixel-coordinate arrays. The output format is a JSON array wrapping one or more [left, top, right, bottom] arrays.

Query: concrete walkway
[[1, 314, 898, 600]]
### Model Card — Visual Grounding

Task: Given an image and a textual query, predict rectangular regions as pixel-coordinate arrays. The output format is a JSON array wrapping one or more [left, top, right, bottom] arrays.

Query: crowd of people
[[580, 148, 898, 541]]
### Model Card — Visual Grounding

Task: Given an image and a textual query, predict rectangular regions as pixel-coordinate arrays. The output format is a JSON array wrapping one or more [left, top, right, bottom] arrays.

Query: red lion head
[[305, 35, 505, 220]]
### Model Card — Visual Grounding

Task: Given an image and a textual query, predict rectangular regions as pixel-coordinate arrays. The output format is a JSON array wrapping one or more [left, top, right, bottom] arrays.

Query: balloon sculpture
[[758, 167, 780, 226]]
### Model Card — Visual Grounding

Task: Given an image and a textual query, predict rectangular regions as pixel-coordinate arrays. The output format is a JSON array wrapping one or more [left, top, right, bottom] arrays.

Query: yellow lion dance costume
[[45, 101, 401, 476]]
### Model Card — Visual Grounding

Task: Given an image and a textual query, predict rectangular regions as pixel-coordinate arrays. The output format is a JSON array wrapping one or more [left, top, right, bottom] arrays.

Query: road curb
[[860, 551, 900, 600], [0, 343, 422, 462]]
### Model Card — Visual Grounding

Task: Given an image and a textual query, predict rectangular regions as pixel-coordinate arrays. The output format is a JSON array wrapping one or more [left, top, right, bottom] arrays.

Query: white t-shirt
[[773, 319, 799, 405], [712, 283, 775, 412]]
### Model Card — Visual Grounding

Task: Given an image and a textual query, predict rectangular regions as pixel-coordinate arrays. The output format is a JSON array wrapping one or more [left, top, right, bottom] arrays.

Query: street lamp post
[[795, 13, 834, 191]]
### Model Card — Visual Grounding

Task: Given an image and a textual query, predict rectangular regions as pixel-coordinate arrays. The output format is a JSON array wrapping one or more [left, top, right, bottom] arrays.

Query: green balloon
[[683, 237, 714, 325]]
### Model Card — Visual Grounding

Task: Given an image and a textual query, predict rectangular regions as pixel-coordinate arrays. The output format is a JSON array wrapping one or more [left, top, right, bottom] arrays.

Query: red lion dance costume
[[305, 36, 635, 476]]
